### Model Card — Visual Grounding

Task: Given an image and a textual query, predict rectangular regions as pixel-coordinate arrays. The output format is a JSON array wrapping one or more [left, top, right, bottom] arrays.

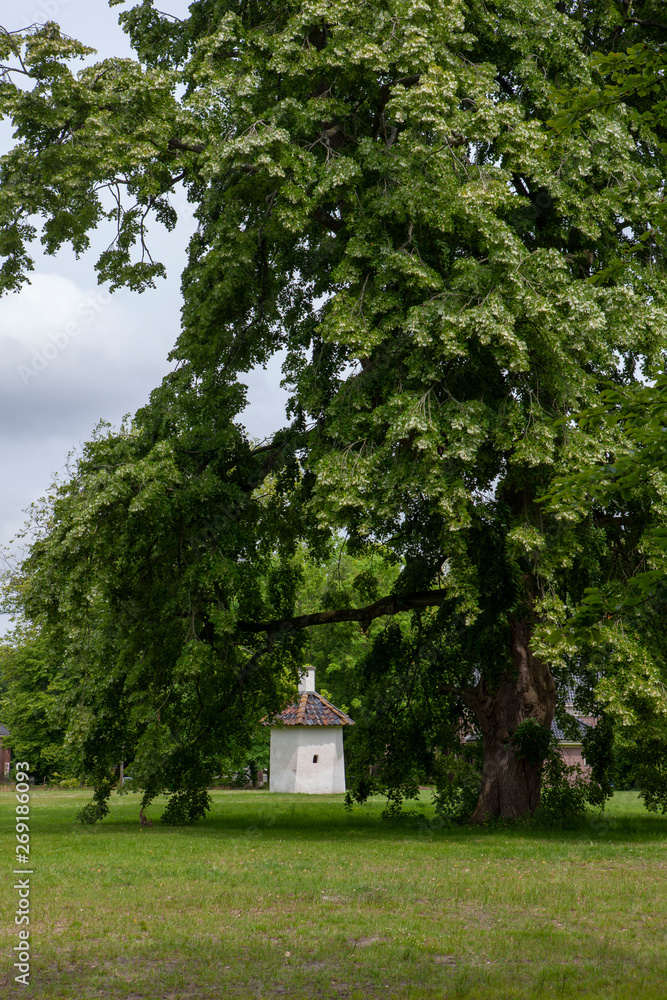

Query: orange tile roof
[[267, 691, 354, 727]]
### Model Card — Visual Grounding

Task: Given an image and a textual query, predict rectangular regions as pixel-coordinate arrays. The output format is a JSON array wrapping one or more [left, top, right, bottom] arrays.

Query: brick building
[[551, 716, 592, 774], [0, 724, 10, 780]]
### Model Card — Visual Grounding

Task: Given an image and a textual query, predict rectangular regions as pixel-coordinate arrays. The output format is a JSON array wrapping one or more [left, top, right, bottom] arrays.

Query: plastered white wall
[[269, 727, 346, 794]]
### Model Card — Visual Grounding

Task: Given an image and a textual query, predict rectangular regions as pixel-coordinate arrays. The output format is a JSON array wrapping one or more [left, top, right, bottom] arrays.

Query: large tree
[[2, 1, 667, 821]]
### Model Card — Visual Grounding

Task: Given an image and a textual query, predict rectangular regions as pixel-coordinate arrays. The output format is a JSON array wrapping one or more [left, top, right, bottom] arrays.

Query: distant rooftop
[[551, 716, 591, 742], [267, 690, 355, 727], [465, 716, 591, 744]]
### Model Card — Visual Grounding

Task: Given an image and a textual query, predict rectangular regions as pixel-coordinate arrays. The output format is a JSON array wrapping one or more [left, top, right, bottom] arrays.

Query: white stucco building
[[267, 667, 354, 794]]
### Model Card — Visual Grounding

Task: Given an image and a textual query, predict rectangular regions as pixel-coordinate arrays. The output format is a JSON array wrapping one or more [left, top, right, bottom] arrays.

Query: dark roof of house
[[0, 724, 9, 737], [465, 716, 592, 744], [551, 716, 592, 742], [266, 691, 354, 727]]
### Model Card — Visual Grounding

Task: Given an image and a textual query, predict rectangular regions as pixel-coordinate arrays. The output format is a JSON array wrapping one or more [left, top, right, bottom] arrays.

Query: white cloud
[[1, 274, 113, 387], [0, 1, 291, 638], [0, 271, 177, 435]]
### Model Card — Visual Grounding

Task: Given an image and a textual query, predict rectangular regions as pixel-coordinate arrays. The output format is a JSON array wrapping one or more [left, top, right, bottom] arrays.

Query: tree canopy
[[542, 6, 667, 626], [2, 0, 667, 821]]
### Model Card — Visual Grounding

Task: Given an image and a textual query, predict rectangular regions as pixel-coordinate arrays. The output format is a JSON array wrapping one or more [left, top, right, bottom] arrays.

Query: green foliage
[[0, 628, 75, 784], [614, 717, 667, 814], [534, 752, 593, 830], [76, 778, 114, 824], [217, 721, 271, 787], [548, 9, 667, 276], [56, 776, 83, 789], [542, 376, 667, 626], [540, 12, 667, 731], [511, 719, 553, 768], [297, 541, 400, 713], [2, 0, 667, 822], [1, 415, 305, 822], [342, 607, 482, 815], [534, 723, 615, 830], [432, 751, 481, 824], [160, 786, 212, 825], [581, 713, 615, 806]]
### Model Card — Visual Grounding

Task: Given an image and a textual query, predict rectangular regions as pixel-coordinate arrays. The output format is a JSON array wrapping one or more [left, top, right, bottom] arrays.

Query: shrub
[[432, 752, 481, 824], [160, 786, 211, 825]]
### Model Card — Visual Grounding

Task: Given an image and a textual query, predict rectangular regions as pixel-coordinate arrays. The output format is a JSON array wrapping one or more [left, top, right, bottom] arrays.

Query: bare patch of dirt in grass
[[458, 904, 497, 928], [346, 935, 389, 947], [262, 977, 390, 1000], [331, 985, 352, 998]]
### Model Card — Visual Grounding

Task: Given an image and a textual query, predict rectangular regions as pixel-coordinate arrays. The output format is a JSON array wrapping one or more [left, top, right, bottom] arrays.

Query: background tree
[[297, 541, 399, 712], [1, 1, 667, 821], [0, 626, 75, 784]]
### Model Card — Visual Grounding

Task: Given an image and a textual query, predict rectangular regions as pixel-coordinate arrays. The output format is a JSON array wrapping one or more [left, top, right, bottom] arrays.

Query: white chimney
[[298, 666, 316, 693]]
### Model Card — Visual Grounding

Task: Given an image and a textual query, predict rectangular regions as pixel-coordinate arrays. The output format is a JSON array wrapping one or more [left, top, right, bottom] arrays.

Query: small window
[[312, 755, 319, 764]]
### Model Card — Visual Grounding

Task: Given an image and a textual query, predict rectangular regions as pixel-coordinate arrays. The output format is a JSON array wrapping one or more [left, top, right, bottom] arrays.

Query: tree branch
[[155, 9, 185, 21], [0, 62, 31, 77], [625, 17, 667, 31], [238, 588, 447, 634], [371, 74, 421, 141], [167, 137, 206, 154], [496, 75, 516, 98], [312, 207, 345, 233]]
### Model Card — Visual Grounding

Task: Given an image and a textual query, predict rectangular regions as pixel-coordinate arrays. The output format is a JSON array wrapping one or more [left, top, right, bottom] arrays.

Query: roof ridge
[[295, 691, 309, 725]]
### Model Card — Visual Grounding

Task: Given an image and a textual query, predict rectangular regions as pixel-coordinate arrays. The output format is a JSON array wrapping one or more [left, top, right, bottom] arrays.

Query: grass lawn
[[0, 787, 665, 999]]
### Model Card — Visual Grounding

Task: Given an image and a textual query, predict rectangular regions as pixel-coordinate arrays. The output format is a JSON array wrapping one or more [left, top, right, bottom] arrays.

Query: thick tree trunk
[[465, 618, 556, 823]]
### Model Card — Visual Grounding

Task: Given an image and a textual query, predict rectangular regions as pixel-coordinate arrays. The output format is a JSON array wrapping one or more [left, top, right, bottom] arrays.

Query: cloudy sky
[[0, 1, 289, 633]]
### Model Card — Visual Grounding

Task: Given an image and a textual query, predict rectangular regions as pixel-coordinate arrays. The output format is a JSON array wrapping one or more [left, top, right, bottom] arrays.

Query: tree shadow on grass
[[24, 789, 667, 846], [187, 792, 667, 846]]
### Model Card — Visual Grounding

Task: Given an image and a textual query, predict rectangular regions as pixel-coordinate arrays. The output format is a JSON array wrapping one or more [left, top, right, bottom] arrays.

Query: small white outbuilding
[[267, 667, 354, 794]]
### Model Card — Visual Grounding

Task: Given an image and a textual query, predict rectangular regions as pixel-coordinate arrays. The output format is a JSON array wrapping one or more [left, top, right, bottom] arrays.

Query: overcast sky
[[0, 0, 289, 634]]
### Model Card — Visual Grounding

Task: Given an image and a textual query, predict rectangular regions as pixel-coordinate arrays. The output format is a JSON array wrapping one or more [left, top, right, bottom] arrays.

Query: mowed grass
[[0, 788, 665, 999]]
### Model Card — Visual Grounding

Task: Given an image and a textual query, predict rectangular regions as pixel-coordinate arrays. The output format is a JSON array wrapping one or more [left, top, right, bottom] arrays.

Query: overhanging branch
[[167, 137, 206, 154], [625, 17, 667, 31], [238, 589, 447, 634]]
